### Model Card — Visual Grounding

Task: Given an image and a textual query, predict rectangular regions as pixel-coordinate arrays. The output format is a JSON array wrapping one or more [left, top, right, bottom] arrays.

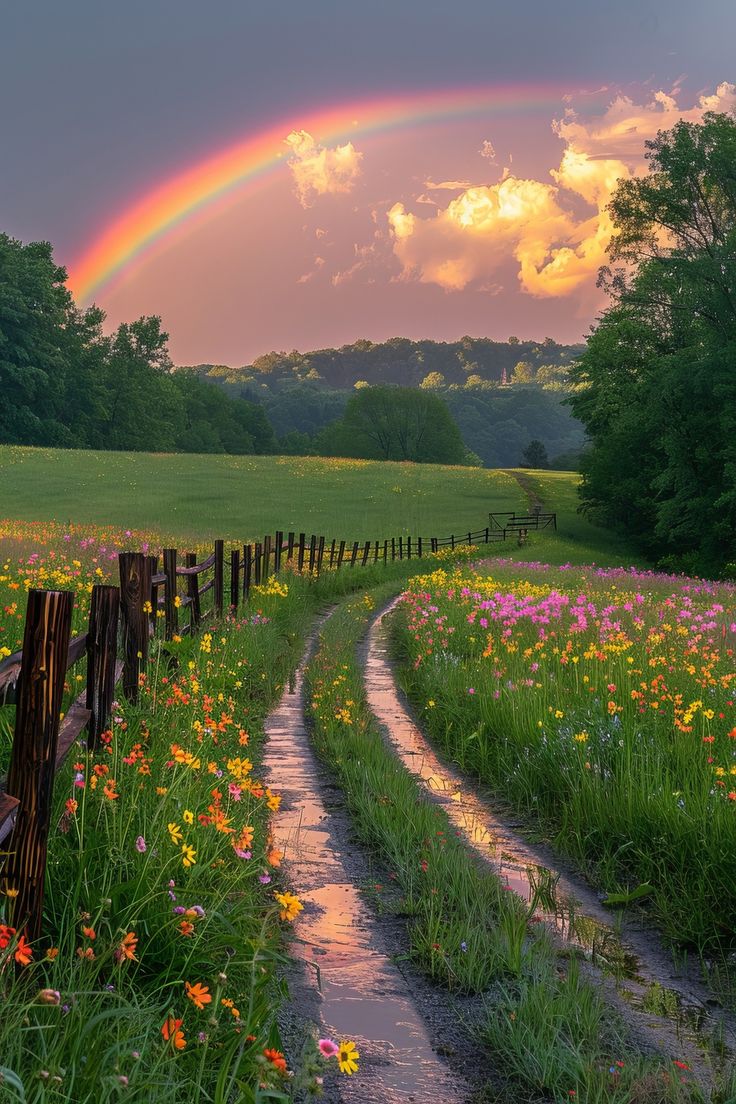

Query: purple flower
[[460, 941, 468, 953], [135, 836, 146, 853], [258, 874, 272, 885]]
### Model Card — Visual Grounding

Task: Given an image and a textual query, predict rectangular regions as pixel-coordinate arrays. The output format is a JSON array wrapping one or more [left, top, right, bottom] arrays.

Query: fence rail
[[0, 510, 557, 943]]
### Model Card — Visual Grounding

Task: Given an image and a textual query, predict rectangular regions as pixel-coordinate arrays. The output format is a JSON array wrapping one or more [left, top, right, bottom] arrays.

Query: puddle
[[364, 601, 736, 1075], [263, 628, 468, 1103]]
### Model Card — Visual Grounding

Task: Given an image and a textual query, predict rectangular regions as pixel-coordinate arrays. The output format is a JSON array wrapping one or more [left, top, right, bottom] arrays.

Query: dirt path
[[363, 599, 736, 1090], [263, 624, 471, 1104], [502, 468, 545, 511]]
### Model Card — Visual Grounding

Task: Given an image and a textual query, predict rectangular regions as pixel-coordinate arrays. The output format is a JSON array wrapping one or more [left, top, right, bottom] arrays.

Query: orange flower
[[161, 1016, 186, 1050], [46, 946, 59, 960], [15, 934, 33, 966], [0, 924, 15, 950], [263, 1048, 287, 1073], [185, 981, 212, 1010], [178, 920, 195, 937], [267, 848, 283, 868], [118, 932, 138, 961], [103, 779, 119, 800], [82, 926, 96, 940]]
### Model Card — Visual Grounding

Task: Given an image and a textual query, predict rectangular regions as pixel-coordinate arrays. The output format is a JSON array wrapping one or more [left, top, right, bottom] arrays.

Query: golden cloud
[[285, 129, 363, 207], [388, 82, 736, 300]]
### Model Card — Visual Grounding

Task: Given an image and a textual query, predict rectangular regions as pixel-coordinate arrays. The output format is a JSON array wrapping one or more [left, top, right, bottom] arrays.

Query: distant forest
[[182, 336, 587, 468]]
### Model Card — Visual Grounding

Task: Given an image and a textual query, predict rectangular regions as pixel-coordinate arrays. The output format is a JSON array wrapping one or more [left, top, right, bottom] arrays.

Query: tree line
[[570, 111, 736, 574]]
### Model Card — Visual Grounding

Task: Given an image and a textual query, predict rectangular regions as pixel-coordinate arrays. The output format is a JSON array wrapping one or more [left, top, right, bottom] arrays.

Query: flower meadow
[[0, 522, 366, 1102], [395, 561, 736, 961]]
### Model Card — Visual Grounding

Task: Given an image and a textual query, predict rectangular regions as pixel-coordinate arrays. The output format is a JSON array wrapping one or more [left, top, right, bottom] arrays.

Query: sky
[[2, 1, 736, 365]]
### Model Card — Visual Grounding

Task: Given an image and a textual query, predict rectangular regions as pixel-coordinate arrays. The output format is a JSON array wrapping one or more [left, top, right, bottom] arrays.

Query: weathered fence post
[[230, 549, 240, 611], [361, 540, 370, 566], [2, 589, 73, 940], [297, 534, 305, 573], [274, 531, 283, 575], [391, 538, 396, 561], [407, 536, 412, 560], [317, 536, 325, 576], [119, 552, 152, 702], [263, 535, 271, 580], [86, 584, 120, 751], [418, 537, 423, 558], [309, 535, 317, 575], [214, 540, 224, 616], [398, 537, 403, 560], [374, 540, 379, 564], [243, 544, 252, 600], [468, 531, 472, 547], [186, 552, 201, 629], [431, 537, 437, 553], [350, 541, 359, 567], [254, 542, 262, 586], [287, 532, 295, 562], [337, 540, 346, 569], [485, 527, 489, 543], [329, 539, 336, 569], [383, 539, 388, 564], [163, 548, 178, 640], [451, 534, 455, 550]]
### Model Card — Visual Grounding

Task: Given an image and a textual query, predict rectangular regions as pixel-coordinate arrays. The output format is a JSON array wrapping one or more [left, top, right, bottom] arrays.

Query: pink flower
[[318, 1039, 339, 1059], [135, 836, 146, 853]]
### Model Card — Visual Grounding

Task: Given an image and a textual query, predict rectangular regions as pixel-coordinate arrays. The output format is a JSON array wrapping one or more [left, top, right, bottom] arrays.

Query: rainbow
[[68, 84, 569, 303]]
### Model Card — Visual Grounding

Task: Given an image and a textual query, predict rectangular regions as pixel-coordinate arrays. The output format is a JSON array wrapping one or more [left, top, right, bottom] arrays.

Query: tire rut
[[263, 621, 471, 1104]]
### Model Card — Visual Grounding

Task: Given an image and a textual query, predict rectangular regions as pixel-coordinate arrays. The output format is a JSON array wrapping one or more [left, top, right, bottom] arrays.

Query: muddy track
[[263, 619, 472, 1104], [363, 599, 736, 1091]]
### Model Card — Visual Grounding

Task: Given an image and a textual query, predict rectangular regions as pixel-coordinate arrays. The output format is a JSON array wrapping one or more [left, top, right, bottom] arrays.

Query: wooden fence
[[0, 513, 555, 943]]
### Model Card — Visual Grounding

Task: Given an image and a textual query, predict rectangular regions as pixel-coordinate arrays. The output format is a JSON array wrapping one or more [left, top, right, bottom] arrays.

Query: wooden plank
[[243, 545, 252, 600], [186, 552, 201, 630], [55, 699, 92, 771], [0, 793, 20, 849], [1, 589, 73, 940], [337, 539, 346, 569], [297, 533, 305, 573], [199, 578, 214, 597], [86, 584, 120, 751], [176, 551, 216, 576]]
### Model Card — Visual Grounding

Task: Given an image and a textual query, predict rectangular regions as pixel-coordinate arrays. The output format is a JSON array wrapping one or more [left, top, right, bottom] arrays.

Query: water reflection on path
[[264, 630, 468, 1104]]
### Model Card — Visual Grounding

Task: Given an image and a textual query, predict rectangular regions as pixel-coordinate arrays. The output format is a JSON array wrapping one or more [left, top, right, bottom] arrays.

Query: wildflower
[[183, 810, 194, 825], [135, 836, 146, 853], [318, 1039, 339, 1058], [263, 1048, 287, 1073], [168, 822, 183, 844], [185, 981, 212, 1010], [37, 989, 61, 1005], [337, 1040, 359, 1075], [82, 926, 96, 940], [274, 891, 303, 922], [181, 844, 197, 868], [178, 920, 195, 937], [259, 874, 272, 885], [161, 1016, 187, 1050], [117, 932, 138, 962]]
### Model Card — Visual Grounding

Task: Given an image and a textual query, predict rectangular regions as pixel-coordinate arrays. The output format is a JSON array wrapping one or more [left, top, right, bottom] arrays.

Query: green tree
[[570, 112, 736, 572], [521, 439, 550, 468]]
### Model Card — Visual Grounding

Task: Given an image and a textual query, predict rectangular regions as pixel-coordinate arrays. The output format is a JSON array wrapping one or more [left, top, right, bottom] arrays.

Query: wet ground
[[364, 599, 736, 1088], [263, 625, 471, 1104]]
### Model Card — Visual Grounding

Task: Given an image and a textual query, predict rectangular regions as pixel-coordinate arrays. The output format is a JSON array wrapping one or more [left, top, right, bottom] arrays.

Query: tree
[[322, 385, 468, 464], [521, 440, 550, 469], [420, 371, 445, 390], [570, 112, 736, 572], [511, 360, 534, 385]]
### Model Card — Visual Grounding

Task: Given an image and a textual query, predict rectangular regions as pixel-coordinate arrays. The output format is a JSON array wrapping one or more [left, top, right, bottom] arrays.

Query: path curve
[[364, 598, 736, 1087], [263, 622, 470, 1104]]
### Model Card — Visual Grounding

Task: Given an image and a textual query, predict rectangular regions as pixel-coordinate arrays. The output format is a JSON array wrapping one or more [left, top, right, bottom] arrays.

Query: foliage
[[521, 439, 550, 469], [570, 112, 736, 574]]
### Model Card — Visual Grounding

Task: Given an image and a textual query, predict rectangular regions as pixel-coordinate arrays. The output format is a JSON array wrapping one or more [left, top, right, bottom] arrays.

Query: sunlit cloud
[[387, 82, 736, 300], [285, 129, 363, 207], [479, 139, 496, 161]]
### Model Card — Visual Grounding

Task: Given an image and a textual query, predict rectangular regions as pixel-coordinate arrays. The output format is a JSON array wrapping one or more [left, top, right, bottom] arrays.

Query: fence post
[[329, 539, 336, 569], [374, 540, 379, 563], [317, 536, 325, 576], [431, 537, 437, 553], [243, 545, 252, 600], [263, 535, 271, 580], [391, 538, 396, 561], [418, 537, 423, 558], [308, 535, 317, 575], [361, 540, 370, 566], [214, 540, 224, 616], [485, 527, 489, 543], [163, 548, 178, 641], [274, 531, 283, 575], [297, 534, 305, 573], [254, 542, 262, 586], [350, 541, 359, 567], [407, 536, 412, 560], [119, 552, 152, 703], [451, 534, 455, 550], [2, 589, 73, 940], [383, 539, 388, 564], [337, 540, 345, 569], [287, 532, 295, 562], [230, 549, 240, 611], [398, 537, 403, 560], [186, 552, 201, 629], [86, 584, 120, 751]]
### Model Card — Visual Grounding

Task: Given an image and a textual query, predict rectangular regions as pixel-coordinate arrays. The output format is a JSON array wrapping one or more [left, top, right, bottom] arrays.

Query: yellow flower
[[183, 810, 194, 825], [181, 844, 197, 868], [174, 596, 182, 608], [337, 1040, 359, 1075], [274, 891, 303, 922], [168, 822, 183, 844]]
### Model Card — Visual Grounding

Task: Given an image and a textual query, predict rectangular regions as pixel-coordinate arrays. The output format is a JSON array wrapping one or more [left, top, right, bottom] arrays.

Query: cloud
[[479, 139, 496, 162], [424, 179, 474, 190], [296, 256, 326, 284], [387, 82, 736, 300], [285, 129, 363, 207]]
